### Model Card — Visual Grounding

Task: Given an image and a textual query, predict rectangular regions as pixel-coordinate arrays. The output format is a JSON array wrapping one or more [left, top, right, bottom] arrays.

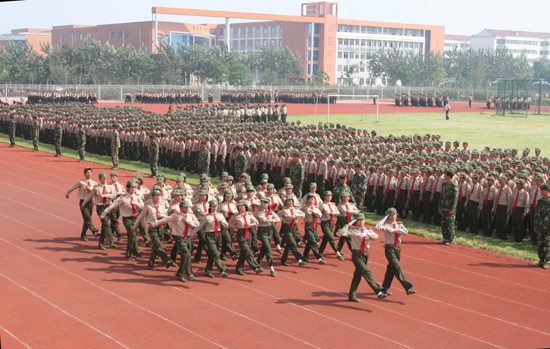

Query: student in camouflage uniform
[[234, 145, 247, 179], [148, 134, 159, 177], [290, 151, 304, 199], [197, 140, 211, 176], [8, 115, 16, 147], [439, 168, 458, 245], [32, 116, 40, 151], [77, 124, 86, 161], [534, 184, 550, 269], [54, 120, 62, 156], [350, 162, 367, 210], [111, 125, 120, 169]]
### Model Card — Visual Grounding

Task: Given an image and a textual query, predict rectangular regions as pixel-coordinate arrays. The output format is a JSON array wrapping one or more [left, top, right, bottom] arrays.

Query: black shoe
[[384, 290, 392, 296], [377, 292, 387, 299], [349, 297, 360, 303], [93, 231, 100, 238], [81, 236, 88, 242], [406, 289, 417, 295], [125, 256, 135, 261], [220, 255, 227, 261], [231, 254, 238, 261], [117, 237, 122, 242], [135, 254, 144, 260]]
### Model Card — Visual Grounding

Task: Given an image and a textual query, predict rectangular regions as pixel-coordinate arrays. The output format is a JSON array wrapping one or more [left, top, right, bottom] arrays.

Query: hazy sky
[[2, 0, 549, 36]]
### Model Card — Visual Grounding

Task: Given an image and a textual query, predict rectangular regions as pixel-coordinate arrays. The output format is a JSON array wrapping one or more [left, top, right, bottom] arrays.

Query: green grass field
[[294, 112, 550, 154]]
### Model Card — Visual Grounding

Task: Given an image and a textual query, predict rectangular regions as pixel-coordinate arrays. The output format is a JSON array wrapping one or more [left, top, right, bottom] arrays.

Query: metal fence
[[1, 83, 500, 103]]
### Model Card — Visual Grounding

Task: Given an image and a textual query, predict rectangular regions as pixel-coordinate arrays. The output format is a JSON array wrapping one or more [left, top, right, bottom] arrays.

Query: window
[[111, 31, 115, 40], [343, 52, 348, 59], [355, 53, 359, 59], [309, 50, 319, 61], [279, 39, 282, 46], [338, 51, 342, 58], [361, 39, 366, 47], [219, 29, 224, 36], [361, 53, 365, 59], [337, 65, 342, 72], [308, 23, 320, 34], [255, 39, 260, 46], [308, 37, 319, 48], [343, 65, 348, 72], [350, 39, 354, 46], [118, 31, 122, 39], [210, 29, 216, 35], [233, 28, 239, 35], [360, 78, 364, 85], [360, 65, 365, 72], [344, 39, 348, 45], [219, 40, 224, 46], [262, 39, 268, 46], [73, 33, 77, 41], [270, 39, 276, 47], [271, 26, 277, 34], [125, 31, 129, 39], [248, 39, 253, 48], [255, 27, 261, 34], [78, 33, 82, 41], [263, 27, 268, 34], [248, 27, 253, 35]]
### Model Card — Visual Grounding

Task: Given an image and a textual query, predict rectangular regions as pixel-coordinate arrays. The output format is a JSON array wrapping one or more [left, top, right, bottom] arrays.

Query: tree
[[472, 62, 486, 84], [312, 68, 330, 85], [396, 65, 414, 86], [341, 64, 359, 86], [228, 62, 252, 86], [430, 55, 447, 86], [207, 59, 229, 84]]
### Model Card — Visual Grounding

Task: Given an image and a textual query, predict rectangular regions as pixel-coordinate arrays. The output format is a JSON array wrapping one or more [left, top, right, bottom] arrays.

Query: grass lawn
[[0, 134, 216, 187], [292, 112, 550, 154]]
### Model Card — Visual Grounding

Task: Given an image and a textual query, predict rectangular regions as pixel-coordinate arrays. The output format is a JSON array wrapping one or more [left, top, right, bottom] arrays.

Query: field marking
[[0, 217, 317, 349], [0, 271, 130, 349], [0, 324, 33, 349]]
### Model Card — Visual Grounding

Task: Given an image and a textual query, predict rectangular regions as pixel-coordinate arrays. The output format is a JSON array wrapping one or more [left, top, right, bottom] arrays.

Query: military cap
[[498, 176, 507, 181], [267, 183, 275, 189], [209, 200, 218, 206], [338, 173, 347, 179], [541, 184, 550, 191], [246, 186, 255, 192], [260, 179, 268, 184], [446, 168, 455, 176], [221, 172, 229, 177], [135, 175, 143, 181], [227, 176, 234, 181], [260, 197, 271, 203], [176, 176, 185, 182], [220, 182, 229, 188], [110, 171, 119, 177], [386, 207, 397, 215], [309, 182, 317, 188], [236, 144, 243, 150], [261, 173, 269, 179], [284, 195, 296, 201], [98, 172, 107, 179], [203, 176, 211, 182], [285, 184, 294, 189], [152, 189, 162, 195], [126, 180, 137, 188], [517, 179, 526, 186], [173, 189, 184, 196], [198, 190, 209, 196], [355, 213, 365, 220], [224, 189, 233, 197], [156, 177, 164, 183], [179, 200, 191, 208], [237, 200, 248, 206], [324, 191, 333, 196], [341, 190, 351, 197], [306, 193, 316, 198], [283, 177, 291, 183]]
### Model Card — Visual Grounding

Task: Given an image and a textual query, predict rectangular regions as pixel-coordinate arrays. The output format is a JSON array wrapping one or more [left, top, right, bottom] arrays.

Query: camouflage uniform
[[8, 119, 16, 147], [350, 171, 367, 210], [32, 119, 40, 151], [290, 159, 304, 199], [534, 197, 550, 266], [440, 181, 458, 243], [235, 152, 248, 179], [149, 139, 159, 177], [77, 128, 86, 160], [197, 148, 211, 176], [54, 124, 62, 156], [333, 182, 356, 205], [111, 130, 120, 168]]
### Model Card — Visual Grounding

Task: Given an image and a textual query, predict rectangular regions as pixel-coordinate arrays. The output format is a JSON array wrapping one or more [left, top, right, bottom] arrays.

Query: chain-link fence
[[496, 79, 550, 116], [0, 83, 499, 103]]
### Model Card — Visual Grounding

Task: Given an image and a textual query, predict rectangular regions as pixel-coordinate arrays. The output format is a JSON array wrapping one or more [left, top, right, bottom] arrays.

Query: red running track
[[0, 143, 548, 348], [97, 100, 489, 116]]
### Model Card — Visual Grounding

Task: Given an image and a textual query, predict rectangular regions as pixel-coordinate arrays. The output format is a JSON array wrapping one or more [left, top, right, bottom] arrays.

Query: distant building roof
[[482, 29, 550, 39], [445, 35, 470, 41]]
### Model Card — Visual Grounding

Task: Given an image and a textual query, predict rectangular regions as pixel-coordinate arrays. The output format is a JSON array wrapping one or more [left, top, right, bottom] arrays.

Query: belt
[[352, 249, 366, 253], [258, 226, 272, 229], [385, 244, 398, 247]]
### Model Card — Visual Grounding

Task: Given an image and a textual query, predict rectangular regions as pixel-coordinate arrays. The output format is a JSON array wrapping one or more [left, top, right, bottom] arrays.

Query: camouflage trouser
[[78, 145, 85, 160], [538, 232, 549, 263], [292, 181, 303, 199], [9, 133, 15, 146], [33, 136, 39, 151], [111, 147, 119, 167], [55, 142, 62, 156], [150, 157, 158, 176], [441, 211, 455, 242]]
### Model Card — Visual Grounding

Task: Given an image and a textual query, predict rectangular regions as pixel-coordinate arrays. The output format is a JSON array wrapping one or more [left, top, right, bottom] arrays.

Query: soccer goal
[[496, 79, 550, 116], [313, 94, 380, 124]]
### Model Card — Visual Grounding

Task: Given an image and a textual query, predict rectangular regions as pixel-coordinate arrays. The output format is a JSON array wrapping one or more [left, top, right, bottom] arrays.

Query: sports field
[[1, 100, 548, 347], [1, 145, 549, 348]]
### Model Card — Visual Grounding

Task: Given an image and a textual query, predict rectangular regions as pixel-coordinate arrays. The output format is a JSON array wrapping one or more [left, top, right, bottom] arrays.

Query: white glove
[[382, 215, 389, 222], [388, 228, 395, 233], [349, 219, 357, 226], [360, 231, 369, 238]]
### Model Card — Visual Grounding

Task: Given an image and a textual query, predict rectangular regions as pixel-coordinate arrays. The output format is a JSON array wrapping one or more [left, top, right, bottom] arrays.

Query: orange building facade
[[46, 2, 444, 85], [0, 28, 51, 52]]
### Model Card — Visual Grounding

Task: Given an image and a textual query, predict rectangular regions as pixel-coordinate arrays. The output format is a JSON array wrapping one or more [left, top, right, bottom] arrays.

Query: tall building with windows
[[470, 29, 550, 61], [0, 28, 51, 51], [45, 2, 444, 85], [444, 35, 471, 52]]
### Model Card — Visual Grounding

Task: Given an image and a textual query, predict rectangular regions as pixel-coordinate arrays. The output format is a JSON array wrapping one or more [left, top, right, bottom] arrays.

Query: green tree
[[396, 65, 414, 86], [430, 55, 447, 86], [228, 62, 252, 85], [312, 68, 330, 85], [341, 64, 359, 86]]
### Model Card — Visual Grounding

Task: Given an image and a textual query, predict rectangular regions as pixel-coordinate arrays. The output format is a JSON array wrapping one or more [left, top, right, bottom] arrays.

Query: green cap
[[173, 189, 184, 196], [179, 200, 191, 207], [110, 171, 119, 177], [355, 213, 365, 220], [246, 186, 255, 192], [198, 190, 209, 196], [386, 207, 397, 215], [237, 200, 248, 206], [224, 190, 233, 197], [98, 172, 107, 179], [285, 184, 294, 189], [324, 191, 333, 196], [209, 200, 218, 206], [126, 180, 137, 188], [541, 184, 550, 190], [152, 189, 162, 195], [261, 197, 271, 203], [310, 182, 317, 188], [285, 195, 296, 201]]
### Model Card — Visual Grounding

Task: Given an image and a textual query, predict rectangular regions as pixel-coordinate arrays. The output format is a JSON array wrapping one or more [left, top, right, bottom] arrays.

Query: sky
[[1, 0, 550, 36]]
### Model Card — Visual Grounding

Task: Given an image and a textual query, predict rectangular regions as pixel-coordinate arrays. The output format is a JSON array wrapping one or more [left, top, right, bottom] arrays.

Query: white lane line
[[0, 168, 68, 190], [0, 271, 130, 349], [0, 324, 33, 349], [276, 273, 504, 348], [3, 182, 74, 208], [421, 245, 550, 278], [0, 217, 316, 348], [226, 279, 413, 348]]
